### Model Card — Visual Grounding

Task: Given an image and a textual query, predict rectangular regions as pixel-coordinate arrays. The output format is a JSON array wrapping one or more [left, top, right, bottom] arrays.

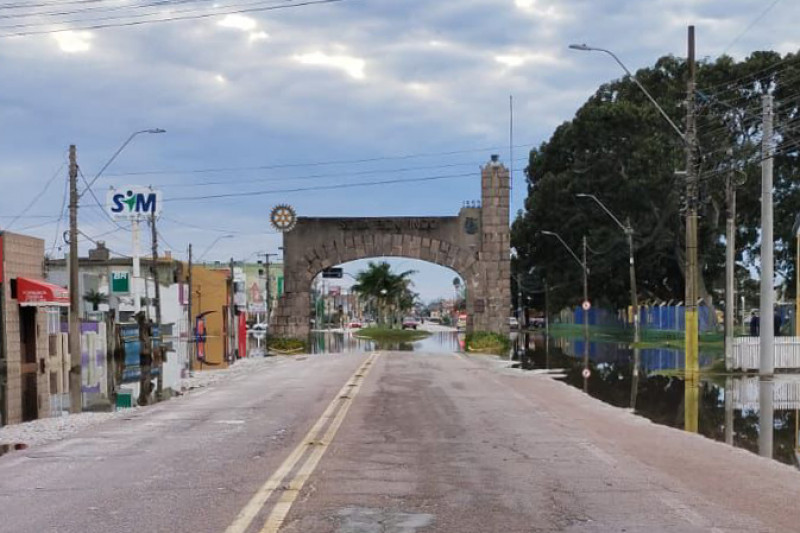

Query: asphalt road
[[1, 349, 800, 532]]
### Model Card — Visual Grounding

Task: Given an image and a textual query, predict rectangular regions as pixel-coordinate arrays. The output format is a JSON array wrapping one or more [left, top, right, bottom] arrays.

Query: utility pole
[[761, 94, 775, 375], [187, 243, 193, 374], [68, 145, 82, 414], [685, 25, 700, 380], [149, 212, 163, 399], [626, 218, 639, 344], [229, 257, 236, 364], [582, 235, 589, 393], [725, 159, 737, 369]]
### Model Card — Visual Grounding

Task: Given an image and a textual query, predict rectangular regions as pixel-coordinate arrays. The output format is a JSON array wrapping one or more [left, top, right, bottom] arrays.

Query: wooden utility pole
[[150, 212, 163, 399], [68, 145, 82, 414], [229, 257, 236, 363], [187, 243, 193, 373], [684, 25, 700, 380], [724, 157, 737, 369]]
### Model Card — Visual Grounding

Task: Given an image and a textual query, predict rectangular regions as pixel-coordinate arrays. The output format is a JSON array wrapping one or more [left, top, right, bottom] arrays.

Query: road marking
[[258, 352, 378, 533], [224, 353, 379, 533]]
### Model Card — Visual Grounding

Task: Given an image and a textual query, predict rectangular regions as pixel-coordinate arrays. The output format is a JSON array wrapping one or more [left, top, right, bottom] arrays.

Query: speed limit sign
[[582, 300, 591, 311]]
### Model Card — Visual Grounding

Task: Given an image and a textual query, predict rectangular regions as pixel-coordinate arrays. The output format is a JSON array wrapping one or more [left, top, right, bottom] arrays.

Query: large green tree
[[352, 261, 417, 326], [513, 51, 800, 314]]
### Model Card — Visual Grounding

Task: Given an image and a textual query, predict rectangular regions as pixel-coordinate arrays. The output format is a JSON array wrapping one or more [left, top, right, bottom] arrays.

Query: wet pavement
[[512, 332, 800, 468], [309, 329, 464, 354]]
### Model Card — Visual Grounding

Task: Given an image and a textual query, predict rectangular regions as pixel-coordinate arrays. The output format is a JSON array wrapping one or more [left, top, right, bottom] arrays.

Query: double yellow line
[[225, 352, 381, 533]]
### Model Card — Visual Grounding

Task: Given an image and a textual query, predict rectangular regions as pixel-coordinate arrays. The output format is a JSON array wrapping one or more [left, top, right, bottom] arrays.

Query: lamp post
[[570, 32, 699, 380], [576, 193, 639, 343], [542, 230, 590, 391], [197, 234, 233, 262], [68, 128, 165, 414]]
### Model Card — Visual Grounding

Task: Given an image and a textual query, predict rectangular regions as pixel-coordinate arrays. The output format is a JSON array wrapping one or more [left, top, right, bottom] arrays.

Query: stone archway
[[271, 157, 510, 338]]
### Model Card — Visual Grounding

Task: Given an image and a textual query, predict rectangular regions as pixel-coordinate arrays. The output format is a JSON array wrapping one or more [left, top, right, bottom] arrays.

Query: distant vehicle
[[509, 317, 519, 329], [348, 321, 363, 329], [457, 314, 467, 330], [402, 317, 419, 330], [427, 317, 441, 325], [530, 317, 546, 329]]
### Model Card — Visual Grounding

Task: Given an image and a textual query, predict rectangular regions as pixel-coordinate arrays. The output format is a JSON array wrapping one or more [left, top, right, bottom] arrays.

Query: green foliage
[[351, 261, 418, 325], [267, 337, 307, 353], [356, 327, 430, 343], [465, 331, 510, 355], [83, 289, 109, 311], [513, 51, 800, 313]]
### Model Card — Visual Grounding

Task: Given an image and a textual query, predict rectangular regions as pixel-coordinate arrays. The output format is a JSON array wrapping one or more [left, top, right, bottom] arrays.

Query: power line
[[102, 143, 534, 179], [0, 0, 347, 37], [4, 156, 66, 231], [720, 0, 784, 56], [154, 172, 475, 204]]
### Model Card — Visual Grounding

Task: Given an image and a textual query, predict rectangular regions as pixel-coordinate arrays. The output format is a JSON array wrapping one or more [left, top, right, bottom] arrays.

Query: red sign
[[238, 313, 247, 359], [17, 277, 69, 307]]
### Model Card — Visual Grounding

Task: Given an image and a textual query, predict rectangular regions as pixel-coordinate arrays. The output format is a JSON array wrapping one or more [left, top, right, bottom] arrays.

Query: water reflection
[[514, 332, 800, 467], [309, 330, 464, 354]]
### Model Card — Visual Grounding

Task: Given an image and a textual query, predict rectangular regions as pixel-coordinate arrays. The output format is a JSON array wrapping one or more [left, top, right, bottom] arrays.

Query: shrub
[[465, 331, 510, 355]]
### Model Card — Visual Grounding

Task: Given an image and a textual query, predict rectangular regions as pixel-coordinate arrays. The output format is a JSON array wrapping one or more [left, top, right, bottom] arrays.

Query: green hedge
[[465, 331, 510, 355], [267, 337, 307, 353]]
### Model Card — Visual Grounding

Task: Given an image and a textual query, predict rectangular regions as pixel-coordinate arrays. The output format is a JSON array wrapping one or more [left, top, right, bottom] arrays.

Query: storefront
[[0, 232, 69, 426]]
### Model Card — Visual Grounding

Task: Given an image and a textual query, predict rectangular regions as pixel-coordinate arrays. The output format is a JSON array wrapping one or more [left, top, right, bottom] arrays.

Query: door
[[19, 307, 38, 422]]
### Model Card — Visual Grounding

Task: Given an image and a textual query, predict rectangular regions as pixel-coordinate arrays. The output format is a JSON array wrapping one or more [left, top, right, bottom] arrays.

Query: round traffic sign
[[582, 368, 591, 379], [582, 300, 591, 311]]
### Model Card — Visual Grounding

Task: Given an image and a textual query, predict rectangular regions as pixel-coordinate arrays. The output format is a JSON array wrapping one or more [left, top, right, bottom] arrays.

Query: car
[[402, 317, 419, 330], [529, 316, 546, 328], [347, 321, 363, 329], [509, 316, 519, 329]]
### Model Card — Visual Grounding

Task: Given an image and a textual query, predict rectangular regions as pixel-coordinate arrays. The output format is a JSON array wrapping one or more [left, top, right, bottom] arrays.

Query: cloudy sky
[[0, 0, 798, 301]]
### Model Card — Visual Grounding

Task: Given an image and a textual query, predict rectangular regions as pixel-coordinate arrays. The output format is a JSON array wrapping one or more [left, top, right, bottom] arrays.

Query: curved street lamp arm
[[541, 231, 585, 272], [570, 44, 686, 143], [577, 193, 629, 233]]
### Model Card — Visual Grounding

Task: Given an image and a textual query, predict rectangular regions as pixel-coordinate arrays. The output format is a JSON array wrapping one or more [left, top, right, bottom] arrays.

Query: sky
[[0, 0, 798, 302]]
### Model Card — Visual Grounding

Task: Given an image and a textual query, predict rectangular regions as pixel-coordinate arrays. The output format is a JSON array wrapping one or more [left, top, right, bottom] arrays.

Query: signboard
[[106, 186, 162, 220], [322, 267, 343, 279], [328, 285, 341, 296], [582, 300, 591, 311], [111, 271, 130, 294]]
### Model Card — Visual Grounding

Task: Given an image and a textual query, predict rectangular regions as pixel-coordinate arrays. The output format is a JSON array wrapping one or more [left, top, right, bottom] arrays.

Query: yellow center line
[[224, 352, 379, 533], [258, 351, 379, 533]]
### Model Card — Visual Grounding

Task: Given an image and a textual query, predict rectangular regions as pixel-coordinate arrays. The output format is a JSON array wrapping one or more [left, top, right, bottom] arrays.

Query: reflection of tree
[[524, 336, 798, 466]]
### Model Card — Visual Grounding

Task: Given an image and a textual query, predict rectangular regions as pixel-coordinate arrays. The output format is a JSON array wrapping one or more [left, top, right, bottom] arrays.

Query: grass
[[548, 323, 724, 352], [267, 337, 308, 354], [465, 331, 510, 355], [355, 327, 431, 343]]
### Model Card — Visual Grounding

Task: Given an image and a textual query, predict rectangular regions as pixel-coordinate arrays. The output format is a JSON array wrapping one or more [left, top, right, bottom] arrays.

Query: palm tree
[[83, 289, 109, 312], [352, 261, 416, 327]]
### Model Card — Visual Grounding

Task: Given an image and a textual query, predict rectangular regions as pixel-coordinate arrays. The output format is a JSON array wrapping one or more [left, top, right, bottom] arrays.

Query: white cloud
[[218, 14, 258, 32], [249, 31, 269, 42], [293, 51, 366, 80], [215, 74, 227, 83], [495, 52, 560, 68], [52, 31, 92, 53], [514, 0, 563, 20]]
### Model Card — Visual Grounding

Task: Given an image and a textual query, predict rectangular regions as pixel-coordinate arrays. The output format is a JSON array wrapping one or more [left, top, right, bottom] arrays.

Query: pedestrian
[[774, 311, 782, 337], [749, 311, 760, 337]]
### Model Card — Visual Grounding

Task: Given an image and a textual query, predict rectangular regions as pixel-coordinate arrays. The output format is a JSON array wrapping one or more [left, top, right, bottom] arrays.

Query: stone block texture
[[271, 159, 511, 339]]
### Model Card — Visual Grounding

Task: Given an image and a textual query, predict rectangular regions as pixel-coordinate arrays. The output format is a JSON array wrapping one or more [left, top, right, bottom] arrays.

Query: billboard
[[106, 186, 162, 220]]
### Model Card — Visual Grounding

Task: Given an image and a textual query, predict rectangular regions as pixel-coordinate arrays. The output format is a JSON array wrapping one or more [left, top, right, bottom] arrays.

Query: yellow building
[[190, 266, 231, 370]]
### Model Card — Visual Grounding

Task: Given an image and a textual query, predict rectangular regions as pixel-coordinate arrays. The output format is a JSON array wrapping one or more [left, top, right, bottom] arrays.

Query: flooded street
[[513, 332, 800, 468], [308, 328, 800, 469]]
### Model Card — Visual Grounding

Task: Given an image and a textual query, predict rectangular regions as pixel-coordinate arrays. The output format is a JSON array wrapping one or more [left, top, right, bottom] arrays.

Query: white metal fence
[[732, 336, 800, 370], [732, 375, 800, 410]]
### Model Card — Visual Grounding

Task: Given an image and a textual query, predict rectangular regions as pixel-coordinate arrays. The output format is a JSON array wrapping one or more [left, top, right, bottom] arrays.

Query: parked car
[[347, 321, 363, 329], [529, 316, 546, 328], [508, 317, 519, 329], [402, 316, 420, 330]]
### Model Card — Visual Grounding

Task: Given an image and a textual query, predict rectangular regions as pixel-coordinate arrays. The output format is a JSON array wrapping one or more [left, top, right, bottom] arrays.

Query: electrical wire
[[720, 0, 784, 57], [4, 156, 66, 231], [0, 0, 346, 37]]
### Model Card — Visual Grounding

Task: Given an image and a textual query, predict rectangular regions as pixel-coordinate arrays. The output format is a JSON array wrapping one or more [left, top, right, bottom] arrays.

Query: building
[[46, 242, 189, 396], [1, 232, 69, 425], [190, 265, 231, 368]]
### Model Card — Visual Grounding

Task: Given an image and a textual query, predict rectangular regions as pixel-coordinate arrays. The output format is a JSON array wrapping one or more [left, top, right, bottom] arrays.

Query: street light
[[80, 129, 167, 195], [542, 230, 590, 391], [576, 193, 640, 343], [568, 44, 685, 142], [198, 234, 233, 261]]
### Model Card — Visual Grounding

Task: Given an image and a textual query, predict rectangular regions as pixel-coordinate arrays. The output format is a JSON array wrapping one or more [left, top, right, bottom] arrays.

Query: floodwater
[[309, 329, 464, 354], [308, 328, 800, 468], [514, 332, 800, 468]]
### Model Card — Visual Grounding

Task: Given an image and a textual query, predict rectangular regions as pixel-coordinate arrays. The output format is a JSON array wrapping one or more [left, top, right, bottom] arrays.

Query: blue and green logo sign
[[106, 186, 162, 220]]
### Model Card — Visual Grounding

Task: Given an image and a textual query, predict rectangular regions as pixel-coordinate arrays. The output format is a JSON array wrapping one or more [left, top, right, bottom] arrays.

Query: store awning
[[16, 277, 70, 307]]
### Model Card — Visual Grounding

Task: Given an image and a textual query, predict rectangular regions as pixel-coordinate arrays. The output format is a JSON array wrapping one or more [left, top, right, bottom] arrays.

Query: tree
[[513, 50, 800, 315], [351, 261, 416, 327], [83, 289, 109, 312]]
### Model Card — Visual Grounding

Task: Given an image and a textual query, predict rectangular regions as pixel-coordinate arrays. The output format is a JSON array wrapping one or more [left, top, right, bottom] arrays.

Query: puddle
[[515, 332, 800, 467], [336, 507, 434, 533], [309, 330, 464, 354], [0, 443, 29, 457]]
